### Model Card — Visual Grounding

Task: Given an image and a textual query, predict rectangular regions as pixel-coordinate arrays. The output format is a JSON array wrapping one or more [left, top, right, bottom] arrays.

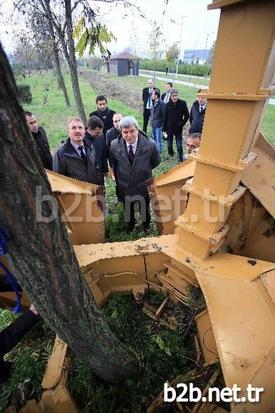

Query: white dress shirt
[[70, 139, 86, 157], [126, 137, 138, 154]]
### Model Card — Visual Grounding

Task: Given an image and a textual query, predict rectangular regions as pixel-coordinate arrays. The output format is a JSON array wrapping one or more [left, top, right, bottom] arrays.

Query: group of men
[[25, 95, 161, 234], [25, 83, 204, 235], [142, 79, 206, 161]]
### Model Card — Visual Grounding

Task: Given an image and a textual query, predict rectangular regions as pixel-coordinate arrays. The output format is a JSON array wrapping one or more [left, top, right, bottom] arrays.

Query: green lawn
[[261, 104, 275, 144]]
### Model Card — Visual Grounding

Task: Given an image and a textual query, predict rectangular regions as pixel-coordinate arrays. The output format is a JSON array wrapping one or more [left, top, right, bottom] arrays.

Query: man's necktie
[[78, 145, 87, 162], [128, 144, 135, 165]]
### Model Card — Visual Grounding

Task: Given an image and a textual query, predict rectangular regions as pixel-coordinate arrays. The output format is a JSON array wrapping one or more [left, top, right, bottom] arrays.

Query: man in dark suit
[[89, 95, 115, 138], [142, 79, 154, 133], [110, 116, 160, 234], [189, 89, 207, 134], [163, 89, 189, 162], [53, 118, 101, 185], [106, 112, 123, 155], [84, 116, 108, 186], [25, 112, 53, 170], [161, 82, 173, 104]]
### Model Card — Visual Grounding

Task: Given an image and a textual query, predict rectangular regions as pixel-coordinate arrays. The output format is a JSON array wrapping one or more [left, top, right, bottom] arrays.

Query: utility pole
[[175, 16, 186, 78]]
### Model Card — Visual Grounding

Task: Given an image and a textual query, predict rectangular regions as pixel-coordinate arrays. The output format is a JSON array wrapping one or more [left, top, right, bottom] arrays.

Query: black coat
[[84, 131, 108, 186], [163, 99, 189, 136], [53, 138, 101, 185], [150, 100, 166, 128], [32, 127, 53, 170], [110, 132, 160, 197], [189, 100, 206, 134], [106, 127, 121, 152], [89, 108, 116, 137]]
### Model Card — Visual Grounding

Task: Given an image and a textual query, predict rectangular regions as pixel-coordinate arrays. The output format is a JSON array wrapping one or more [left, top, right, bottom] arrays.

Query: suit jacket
[[53, 138, 101, 185], [89, 108, 115, 137], [110, 132, 160, 197], [189, 100, 206, 134], [32, 127, 53, 170], [142, 87, 153, 111], [163, 99, 189, 135]]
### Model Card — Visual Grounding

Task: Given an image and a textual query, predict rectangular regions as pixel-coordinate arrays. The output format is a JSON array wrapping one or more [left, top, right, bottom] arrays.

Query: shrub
[[17, 85, 32, 104]]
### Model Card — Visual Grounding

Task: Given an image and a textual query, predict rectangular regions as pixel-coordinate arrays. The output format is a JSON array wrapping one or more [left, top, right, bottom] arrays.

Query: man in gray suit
[[110, 116, 160, 234]]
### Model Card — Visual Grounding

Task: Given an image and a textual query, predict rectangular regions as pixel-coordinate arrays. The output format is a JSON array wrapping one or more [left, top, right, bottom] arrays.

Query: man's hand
[[30, 304, 38, 316], [163, 131, 167, 140]]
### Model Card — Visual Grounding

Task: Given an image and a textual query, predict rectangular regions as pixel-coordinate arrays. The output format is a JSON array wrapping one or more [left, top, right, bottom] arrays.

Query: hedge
[[140, 60, 211, 77]]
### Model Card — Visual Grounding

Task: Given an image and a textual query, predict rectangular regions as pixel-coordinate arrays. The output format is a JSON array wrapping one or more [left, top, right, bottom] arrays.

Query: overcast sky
[[0, 0, 220, 57], [100, 0, 220, 56]]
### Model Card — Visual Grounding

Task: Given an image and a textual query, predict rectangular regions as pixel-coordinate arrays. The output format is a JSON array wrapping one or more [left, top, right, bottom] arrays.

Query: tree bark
[[0, 41, 137, 383]]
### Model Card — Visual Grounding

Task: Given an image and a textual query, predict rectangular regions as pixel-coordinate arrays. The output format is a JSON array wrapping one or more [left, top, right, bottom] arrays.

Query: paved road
[[139, 72, 208, 90]]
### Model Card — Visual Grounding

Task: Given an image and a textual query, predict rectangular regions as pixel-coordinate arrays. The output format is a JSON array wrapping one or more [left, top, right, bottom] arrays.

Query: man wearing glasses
[[110, 116, 160, 234]]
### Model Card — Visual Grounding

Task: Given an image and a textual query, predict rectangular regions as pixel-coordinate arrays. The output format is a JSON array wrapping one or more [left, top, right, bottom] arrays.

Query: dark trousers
[[143, 109, 151, 133], [167, 133, 184, 162], [122, 194, 151, 231]]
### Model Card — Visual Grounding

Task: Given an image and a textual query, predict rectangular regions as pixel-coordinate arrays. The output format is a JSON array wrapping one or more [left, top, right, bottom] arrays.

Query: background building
[[183, 49, 210, 64], [108, 52, 139, 76]]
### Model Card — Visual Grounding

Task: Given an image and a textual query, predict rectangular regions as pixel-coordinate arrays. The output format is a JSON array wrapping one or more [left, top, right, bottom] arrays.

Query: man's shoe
[[125, 224, 135, 233], [0, 360, 13, 384]]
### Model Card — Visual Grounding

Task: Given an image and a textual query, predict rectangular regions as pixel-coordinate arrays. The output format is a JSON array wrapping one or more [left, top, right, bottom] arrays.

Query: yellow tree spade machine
[[2, 0, 275, 412]]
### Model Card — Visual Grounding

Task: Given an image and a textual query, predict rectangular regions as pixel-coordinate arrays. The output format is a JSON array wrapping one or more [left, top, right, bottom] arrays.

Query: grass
[[68, 292, 212, 413], [261, 104, 275, 144], [83, 69, 274, 145], [19, 70, 274, 146]]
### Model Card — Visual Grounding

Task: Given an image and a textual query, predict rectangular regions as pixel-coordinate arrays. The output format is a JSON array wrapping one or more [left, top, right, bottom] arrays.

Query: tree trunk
[[46, 7, 70, 108], [63, 0, 87, 123], [51, 41, 70, 107], [0, 41, 137, 383]]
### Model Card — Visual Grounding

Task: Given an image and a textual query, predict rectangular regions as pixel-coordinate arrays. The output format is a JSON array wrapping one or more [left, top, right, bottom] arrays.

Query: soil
[[81, 70, 143, 112]]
